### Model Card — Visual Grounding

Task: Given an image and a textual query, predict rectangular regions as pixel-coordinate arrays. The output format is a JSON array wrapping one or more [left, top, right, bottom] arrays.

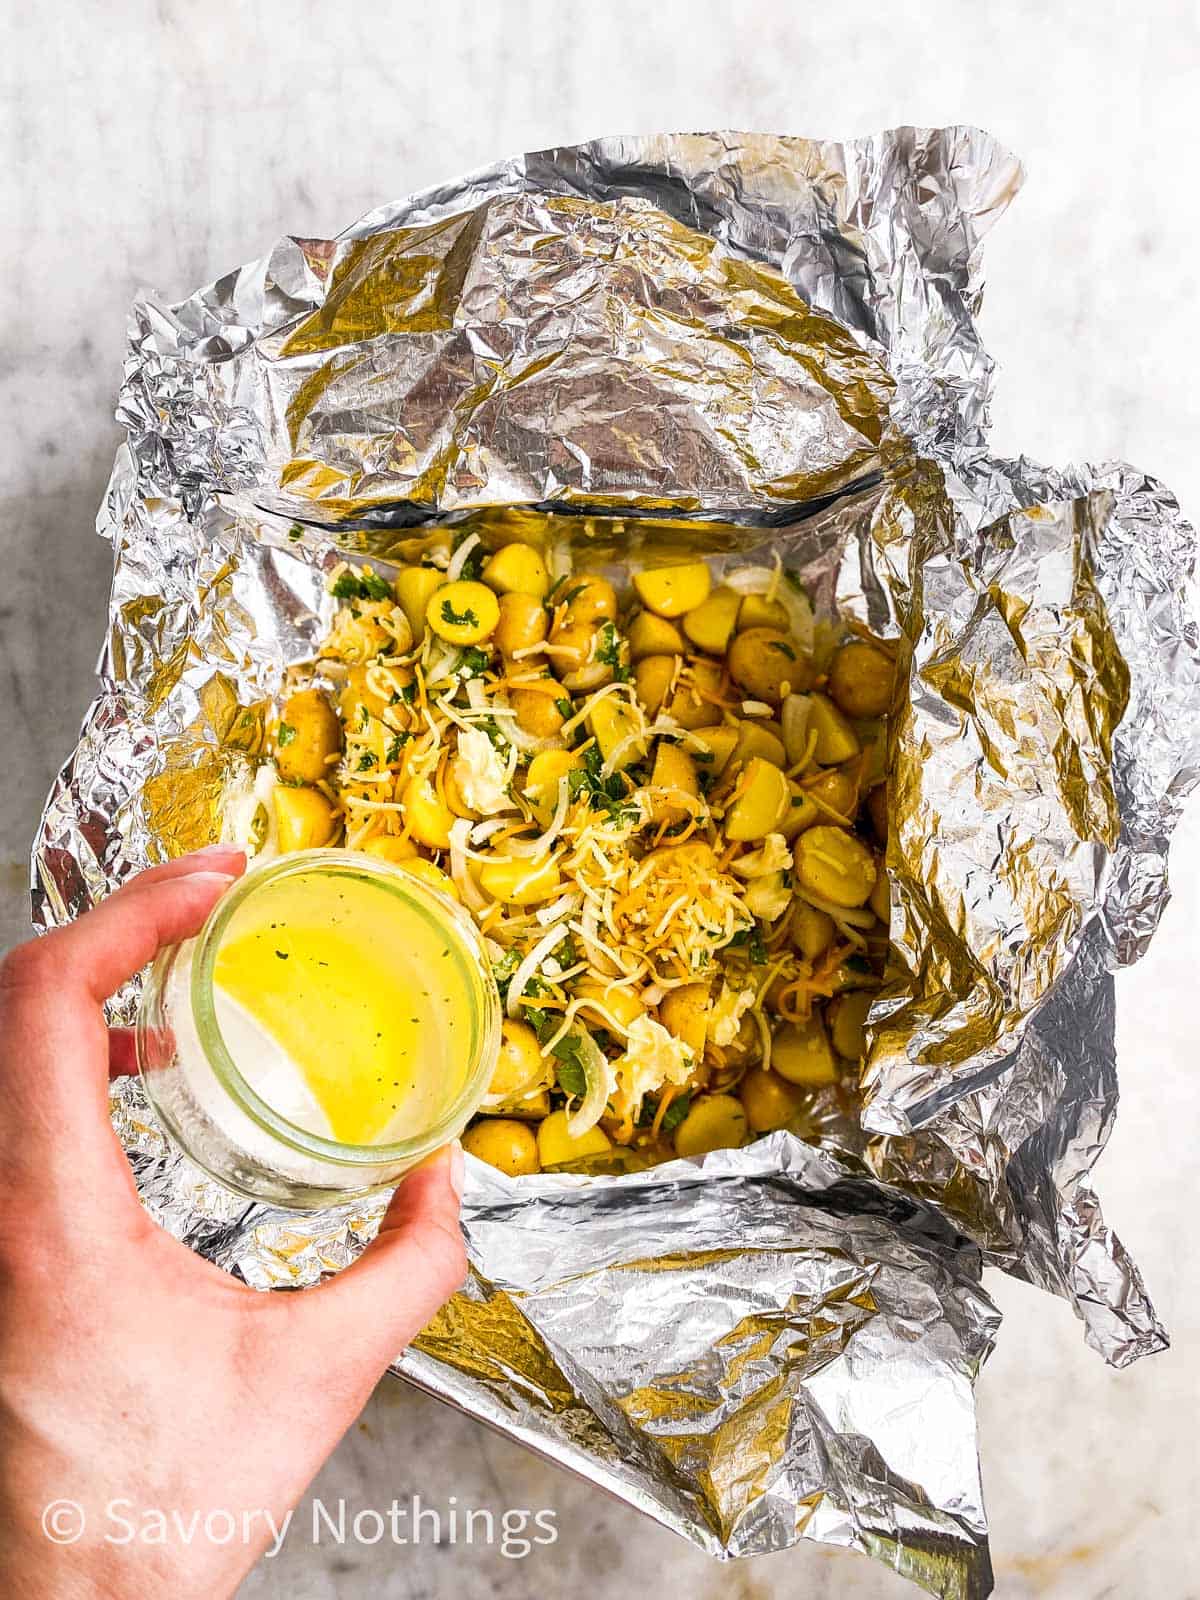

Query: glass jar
[[136, 849, 500, 1209]]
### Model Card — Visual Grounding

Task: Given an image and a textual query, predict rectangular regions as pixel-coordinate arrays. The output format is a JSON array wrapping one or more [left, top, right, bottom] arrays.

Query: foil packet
[[31, 128, 1200, 1594]]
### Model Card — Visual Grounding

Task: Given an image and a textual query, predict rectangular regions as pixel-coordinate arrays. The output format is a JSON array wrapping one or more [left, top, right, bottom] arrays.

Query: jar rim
[[183, 848, 500, 1166]]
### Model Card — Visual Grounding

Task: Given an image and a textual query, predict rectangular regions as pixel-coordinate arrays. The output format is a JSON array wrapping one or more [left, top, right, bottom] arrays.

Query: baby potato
[[276, 688, 342, 784], [738, 1068, 810, 1133], [867, 783, 888, 843], [828, 990, 873, 1061], [477, 855, 561, 907], [732, 720, 786, 770], [682, 587, 741, 656], [673, 1093, 747, 1158], [725, 756, 790, 841], [489, 1018, 548, 1100], [427, 580, 501, 646], [658, 982, 709, 1061], [794, 825, 877, 908], [807, 692, 860, 765], [641, 839, 719, 878], [524, 749, 582, 825], [442, 761, 479, 820], [628, 610, 685, 662], [463, 1118, 541, 1177], [736, 593, 790, 632], [337, 665, 391, 725], [634, 654, 678, 719], [272, 785, 338, 852], [648, 742, 699, 825], [667, 658, 723, 730], [399, 858, 460, 902], [393, 566, 444, 644], [634, 562, 711, 619], [790, 900, 836, 961], [537, 1108, 612, 1167], [510, 681, 568, 740], [723, 1011, 764, 1069], [727, 628, 811, 705], [401, 775, 455, 850], [590, 696, 646, 770], [360, 832, 419, 864], [802, 765, 860, 824], [483, 541, 551, 599], [494, 592, 549, 657], [690, 723, 740, 776], [561, 575, 618, 626], [573, 980, 645, 1034], [547, 619, 595, 675], [829, 640, 895, 720], [772, 1015, 838, 1086]]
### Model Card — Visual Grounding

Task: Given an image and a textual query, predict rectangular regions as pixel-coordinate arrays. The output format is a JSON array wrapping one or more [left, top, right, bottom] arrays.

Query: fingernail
[[448, 1139, 465, 1202], [188, 844, 246, 866], [186, 871, 240, 890]]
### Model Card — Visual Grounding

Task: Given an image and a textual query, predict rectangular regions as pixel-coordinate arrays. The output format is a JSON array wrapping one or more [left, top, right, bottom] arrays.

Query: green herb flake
[[458, 646, 491, 678], [768, 640, 797, 660], [356, 751, 378, 771], [276, 722, 297, 747], [441, 597, 479, 629], [660, 1091, 692, 1134]]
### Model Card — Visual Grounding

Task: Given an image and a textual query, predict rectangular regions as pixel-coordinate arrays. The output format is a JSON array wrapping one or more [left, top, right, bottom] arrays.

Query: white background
[[2, 3, 1197, 1596]]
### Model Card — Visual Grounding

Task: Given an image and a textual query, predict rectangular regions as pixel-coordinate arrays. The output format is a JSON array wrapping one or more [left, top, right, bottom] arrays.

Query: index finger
[[1, 866, 242, 1007]]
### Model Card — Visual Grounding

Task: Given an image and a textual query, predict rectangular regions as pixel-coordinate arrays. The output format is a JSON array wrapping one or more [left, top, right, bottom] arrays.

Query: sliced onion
[[447, 532, 481, 582], [504, 779, 570, 858], [506, 919, 574, 1019], [565, 1028, 613, 1138], [722, 563, 814, 654], [781, 693, 814, 766], [448, 819, 489, 913]]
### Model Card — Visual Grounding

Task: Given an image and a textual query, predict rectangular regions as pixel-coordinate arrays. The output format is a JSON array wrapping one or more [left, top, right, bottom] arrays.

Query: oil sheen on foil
[[31, 128, 1200, 1596]]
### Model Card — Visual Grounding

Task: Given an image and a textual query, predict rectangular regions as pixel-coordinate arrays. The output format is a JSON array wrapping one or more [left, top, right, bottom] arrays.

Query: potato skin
[[494, 592, 548, 657], [276, 689, 342, 784], [727, 628, 812, 705], [463, 1118, 541, 1176], [828, 640, 894, 719], [272, 784, 338, 852]]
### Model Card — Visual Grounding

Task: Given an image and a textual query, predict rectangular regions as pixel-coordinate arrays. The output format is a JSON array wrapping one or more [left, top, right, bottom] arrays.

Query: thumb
[[292, 1143, 468, 1371]]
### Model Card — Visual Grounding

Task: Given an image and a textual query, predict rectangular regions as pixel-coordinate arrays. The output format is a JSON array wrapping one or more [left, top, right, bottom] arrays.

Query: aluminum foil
[[30, 128, 1200, 1592]]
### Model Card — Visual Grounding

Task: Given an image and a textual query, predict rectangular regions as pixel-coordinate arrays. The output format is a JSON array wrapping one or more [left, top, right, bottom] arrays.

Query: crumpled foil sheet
[[30, 128, 1200, 1592]]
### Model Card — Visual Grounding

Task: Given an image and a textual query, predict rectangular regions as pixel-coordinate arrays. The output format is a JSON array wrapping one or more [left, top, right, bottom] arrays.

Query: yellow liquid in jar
[[210, 864, 484, 1146]]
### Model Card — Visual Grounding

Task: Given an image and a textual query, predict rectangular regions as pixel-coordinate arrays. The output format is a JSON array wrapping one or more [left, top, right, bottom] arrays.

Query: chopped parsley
[[441, 597, 479, 629], [276, 722, 297, 747], [768, 639, 797, 660], [728, 925, 768, 965], [661, 1091, 691, 1133], [555, 698, 574, 721], [595, 621, 631, 680], [332, 570, 393, 602], [357, 704, 370, 730], [287, 523, 304, 543], [356, 751, 378, 771], [568, 743, 638, 823], [551, 1033, 591, 1099], [457, 646, 492, 678], [385, 732, 411, 763], [783, 568, 809, 596]]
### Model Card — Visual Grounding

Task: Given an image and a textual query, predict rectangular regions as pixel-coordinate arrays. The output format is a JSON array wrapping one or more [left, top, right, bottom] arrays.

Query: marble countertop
[[3, 3, 1198, 1595]]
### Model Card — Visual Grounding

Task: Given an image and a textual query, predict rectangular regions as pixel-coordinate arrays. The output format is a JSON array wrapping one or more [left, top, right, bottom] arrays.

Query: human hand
[[0, 849, 467, 1599]]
